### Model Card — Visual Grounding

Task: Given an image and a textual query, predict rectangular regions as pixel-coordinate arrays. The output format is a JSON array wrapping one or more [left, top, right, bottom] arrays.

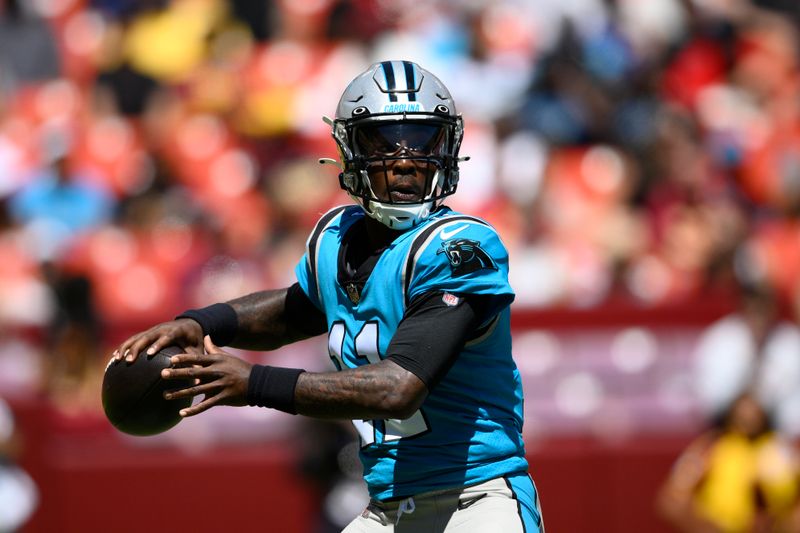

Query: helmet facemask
[[333, 113, 463, 230]]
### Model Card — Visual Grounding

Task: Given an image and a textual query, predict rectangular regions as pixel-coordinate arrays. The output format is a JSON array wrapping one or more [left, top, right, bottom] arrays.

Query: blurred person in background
[[0, 0, 60, 92], [657, 391, 800, 532], [41, 262, 103, 416], [8, 141, 114, 263], [113, 61, 542, 533], [0, 397, 38, 533], [692, 278, 800, 438]]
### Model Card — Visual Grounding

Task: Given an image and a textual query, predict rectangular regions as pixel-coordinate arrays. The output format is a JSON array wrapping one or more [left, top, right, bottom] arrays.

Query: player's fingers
[[126, 334, 157, 362], [167, 352, 206, 366], [115, 336, 147, 362], [203, 335, 223, 354], [178, 395, 218, 417], [114, 334, 140, 361], [160, 365, 218, 380], [145, 334, 174, 357], [163, 382, 217, 400], [113, 347, 127, 362], [161, 366, 203, 379]]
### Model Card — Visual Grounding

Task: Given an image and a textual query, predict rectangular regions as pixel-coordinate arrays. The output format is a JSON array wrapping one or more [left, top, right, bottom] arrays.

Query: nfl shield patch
[[442, 293, 461, 306]]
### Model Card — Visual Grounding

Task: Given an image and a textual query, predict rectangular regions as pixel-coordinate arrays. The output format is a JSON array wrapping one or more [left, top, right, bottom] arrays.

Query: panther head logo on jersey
[[437, 238, 497, 275]]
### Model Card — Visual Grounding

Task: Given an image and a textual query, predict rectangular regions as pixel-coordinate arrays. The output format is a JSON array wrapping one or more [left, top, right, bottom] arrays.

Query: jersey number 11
[[328, 321, 429, 446]]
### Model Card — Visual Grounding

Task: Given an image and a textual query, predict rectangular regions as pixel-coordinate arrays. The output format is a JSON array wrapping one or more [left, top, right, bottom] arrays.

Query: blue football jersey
[[295, 205, 528, 500]]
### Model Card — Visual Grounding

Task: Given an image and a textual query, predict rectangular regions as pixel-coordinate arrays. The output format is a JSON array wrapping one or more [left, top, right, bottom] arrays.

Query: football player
[[113, 61, 543, 532]]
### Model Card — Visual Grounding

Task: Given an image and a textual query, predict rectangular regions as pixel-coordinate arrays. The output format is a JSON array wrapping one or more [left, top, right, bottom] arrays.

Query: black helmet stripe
[[380, 61, 398, 102], [403, 61, 416, 101]]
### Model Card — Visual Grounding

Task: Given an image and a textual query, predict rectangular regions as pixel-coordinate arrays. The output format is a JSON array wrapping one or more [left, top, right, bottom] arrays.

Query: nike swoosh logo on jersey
[[439, 224, 469, 240]]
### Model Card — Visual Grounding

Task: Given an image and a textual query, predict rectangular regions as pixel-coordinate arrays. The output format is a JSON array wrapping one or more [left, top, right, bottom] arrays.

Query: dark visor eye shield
[[354, 123, 447, 157]]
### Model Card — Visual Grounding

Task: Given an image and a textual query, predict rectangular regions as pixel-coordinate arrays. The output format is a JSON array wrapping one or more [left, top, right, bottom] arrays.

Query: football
[[102, 346, 194, 436]]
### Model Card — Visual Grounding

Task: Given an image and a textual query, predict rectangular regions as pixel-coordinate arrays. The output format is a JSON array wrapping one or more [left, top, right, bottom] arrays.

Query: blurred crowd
[[2, 1, 800, 530], [1, 0, 800, 420]]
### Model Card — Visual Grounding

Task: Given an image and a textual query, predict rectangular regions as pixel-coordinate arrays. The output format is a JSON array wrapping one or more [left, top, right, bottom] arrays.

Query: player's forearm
[[293, 360, 427, 420], [226, 289, 309, 350]]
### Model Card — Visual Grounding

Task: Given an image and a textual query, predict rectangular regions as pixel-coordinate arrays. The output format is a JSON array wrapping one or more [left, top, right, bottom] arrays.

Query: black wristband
[[247, 365, 305, 415], [176, 303, 238, 346]]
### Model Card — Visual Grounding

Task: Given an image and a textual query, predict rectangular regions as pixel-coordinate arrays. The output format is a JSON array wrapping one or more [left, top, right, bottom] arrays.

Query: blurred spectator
[[96, 63, 160, 117], [0, 0, 61, 92], [0, 200, 54, 328], [692, 280, 800, 437], [8, 149, 114, 262], [60, 184, 218, 328], [0, 397, 38, 532], [121, 0, 225, 84], [228, 0, 275, 42], [0, 330, 45, 400], [657, 392, 800, 532], [41, 263, 103, 416]]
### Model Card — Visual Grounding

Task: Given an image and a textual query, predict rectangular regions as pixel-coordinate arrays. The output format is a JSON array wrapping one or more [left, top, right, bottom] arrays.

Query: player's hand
[[160, 335, 252, 417], [112, 319, 204, 363]]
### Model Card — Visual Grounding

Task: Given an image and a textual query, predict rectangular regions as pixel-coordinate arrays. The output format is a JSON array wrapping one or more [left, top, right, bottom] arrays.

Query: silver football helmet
[[324, 61, 466, 230]]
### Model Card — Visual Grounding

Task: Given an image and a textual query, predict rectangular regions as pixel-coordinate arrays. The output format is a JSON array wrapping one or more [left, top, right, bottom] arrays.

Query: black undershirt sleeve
[[386, 292, 497, 391], [284, 282, 328, 337], [285, 281, 500, 390]]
